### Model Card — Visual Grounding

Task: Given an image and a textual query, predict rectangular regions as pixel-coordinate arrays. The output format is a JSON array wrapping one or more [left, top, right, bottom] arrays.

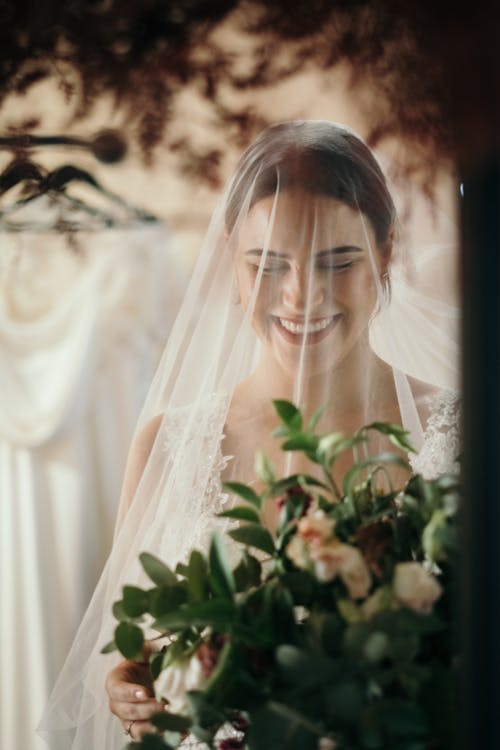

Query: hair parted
[[225, 121, 396, 261]]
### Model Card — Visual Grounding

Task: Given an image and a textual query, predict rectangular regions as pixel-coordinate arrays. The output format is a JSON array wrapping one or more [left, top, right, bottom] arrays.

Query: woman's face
[[233, 189, 387, 377]]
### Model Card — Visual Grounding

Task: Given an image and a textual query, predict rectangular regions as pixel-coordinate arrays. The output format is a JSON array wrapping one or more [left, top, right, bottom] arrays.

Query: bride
[[40, 121, 459, 748]]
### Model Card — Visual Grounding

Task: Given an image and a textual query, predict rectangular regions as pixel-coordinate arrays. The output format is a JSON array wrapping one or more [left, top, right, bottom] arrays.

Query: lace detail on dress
[[410, 390, 461, 479], [161, 394, 233, 558]]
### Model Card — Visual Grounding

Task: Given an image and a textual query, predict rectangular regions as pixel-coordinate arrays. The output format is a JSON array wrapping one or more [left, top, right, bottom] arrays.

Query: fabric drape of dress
[[0, 220, 188, 750]]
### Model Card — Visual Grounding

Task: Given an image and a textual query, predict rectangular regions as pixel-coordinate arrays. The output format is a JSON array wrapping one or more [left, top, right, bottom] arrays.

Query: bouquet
[[104, 401, 460, 750]]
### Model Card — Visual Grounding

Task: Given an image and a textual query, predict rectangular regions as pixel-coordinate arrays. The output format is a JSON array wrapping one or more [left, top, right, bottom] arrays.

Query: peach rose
[[311, 542, 371, 599], [392, 562, 442, 614], [296, 511, 335, 546]]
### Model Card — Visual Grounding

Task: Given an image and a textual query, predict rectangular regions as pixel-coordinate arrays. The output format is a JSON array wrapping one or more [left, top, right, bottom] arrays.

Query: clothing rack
[[0, 130, 127, 164]]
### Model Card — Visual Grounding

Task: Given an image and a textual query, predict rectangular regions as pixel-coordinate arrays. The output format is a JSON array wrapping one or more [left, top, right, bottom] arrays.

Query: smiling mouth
[[272, 315, 342, 344]]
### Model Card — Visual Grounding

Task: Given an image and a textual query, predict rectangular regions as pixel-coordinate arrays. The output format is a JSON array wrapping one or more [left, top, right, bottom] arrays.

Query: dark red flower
[[276, 484, 312, 517], [355, 520, 393, 578], [196, 633, 227, 677], [219, 738, 245, 749]]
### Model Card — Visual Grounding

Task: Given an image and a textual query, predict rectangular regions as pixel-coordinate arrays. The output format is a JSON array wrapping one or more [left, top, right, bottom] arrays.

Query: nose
[[281, 265, 324, 311]]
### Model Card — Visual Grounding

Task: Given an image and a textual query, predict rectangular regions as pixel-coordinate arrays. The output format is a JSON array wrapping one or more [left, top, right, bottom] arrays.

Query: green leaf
[[273, 399, 302, 429], [282, 434, 318, 452], [317, 431, 347, 463], [100, 639, 117, 654], [122, 585, 150, 617], [140, 552, 178, 587], [187, 550, 209, 603], [343, 452, 411, 495], [326, 681, 364, 722], [152, 598, 235, 631], [366, 422, 416, 453], [270, 474, 328, 497], [209, 533, 235, 599], [149, 650, 165, 680], [308, 403, 327, 431], [185, 690, 226, 729], [228, 524, 275, 556], [378, 700, 428, 737], [151, 711, 192, 732], [255, 451, 275, 483], [222, 481, 262, 509], [218, 505, 261, 523], [148, 585, 187, 617], [114, 621, 144, 660], [233, 551, 262, 591], [112, 599, 127, 621], [133, 735, 171, 750]]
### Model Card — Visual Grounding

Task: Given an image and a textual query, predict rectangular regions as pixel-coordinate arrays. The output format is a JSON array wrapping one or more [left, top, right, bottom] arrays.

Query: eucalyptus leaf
[[122, 585, 149, 617], [152, 598, 235, 631], [140, 552, 178, 587], [100, 639, 117, 654], [149, 585, 187, 617], [114, 621, 144, 660]]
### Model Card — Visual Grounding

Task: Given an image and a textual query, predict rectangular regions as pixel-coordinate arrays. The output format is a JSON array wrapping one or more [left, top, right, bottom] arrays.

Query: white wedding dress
[[0, 221, 187, 750]]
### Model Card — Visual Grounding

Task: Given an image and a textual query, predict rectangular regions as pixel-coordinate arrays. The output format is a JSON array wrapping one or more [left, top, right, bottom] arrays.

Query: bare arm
[[108, 415, 164, 736], [115, 413, 163, 531]]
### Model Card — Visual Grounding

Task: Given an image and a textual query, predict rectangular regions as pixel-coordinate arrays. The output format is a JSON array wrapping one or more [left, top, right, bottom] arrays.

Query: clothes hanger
[[0, 161, 158, 231], [0, 158, 47, 196]]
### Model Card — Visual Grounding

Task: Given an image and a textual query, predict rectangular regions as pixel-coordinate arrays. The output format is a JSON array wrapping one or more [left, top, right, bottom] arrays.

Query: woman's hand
[[105, 657, 165, 740]]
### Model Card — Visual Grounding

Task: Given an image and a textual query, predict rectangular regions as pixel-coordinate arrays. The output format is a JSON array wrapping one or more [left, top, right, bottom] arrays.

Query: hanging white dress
[[0, 220, 188, 750]]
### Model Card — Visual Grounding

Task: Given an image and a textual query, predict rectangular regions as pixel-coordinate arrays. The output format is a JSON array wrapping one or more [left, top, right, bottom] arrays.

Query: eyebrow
[[245, 245, 364, 258]]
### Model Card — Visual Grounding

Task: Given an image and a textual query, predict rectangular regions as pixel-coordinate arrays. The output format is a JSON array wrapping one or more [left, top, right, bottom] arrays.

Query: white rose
[[393, 562, 442, 614], [154, 655, 205, 714], [311, 542, 371, 599]]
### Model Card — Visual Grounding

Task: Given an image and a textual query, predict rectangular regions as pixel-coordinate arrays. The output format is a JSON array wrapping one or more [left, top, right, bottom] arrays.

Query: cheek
[[332, 269, 378, 312]]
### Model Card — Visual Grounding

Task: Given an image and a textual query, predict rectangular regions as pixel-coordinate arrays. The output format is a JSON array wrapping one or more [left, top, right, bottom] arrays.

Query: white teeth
[[278, 316, 335, 334]]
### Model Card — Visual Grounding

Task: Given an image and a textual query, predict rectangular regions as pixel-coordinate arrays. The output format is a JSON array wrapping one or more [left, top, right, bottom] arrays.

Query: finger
[[123, 719, 158, 741], [110, 698, 164, 721], [106, 678, 152, 703]]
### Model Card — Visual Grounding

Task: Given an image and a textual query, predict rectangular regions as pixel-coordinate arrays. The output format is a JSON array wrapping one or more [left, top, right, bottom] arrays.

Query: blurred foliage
[[0, 0, 499, 179]]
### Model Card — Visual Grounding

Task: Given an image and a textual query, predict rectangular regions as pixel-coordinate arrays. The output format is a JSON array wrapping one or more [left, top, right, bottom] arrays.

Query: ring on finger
[[124, 719, 136, 737]]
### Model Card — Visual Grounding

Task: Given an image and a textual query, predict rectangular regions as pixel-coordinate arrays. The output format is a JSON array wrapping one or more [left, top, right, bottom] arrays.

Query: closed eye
[[316, 259, 357, 273], [248, 262, 289, 275]]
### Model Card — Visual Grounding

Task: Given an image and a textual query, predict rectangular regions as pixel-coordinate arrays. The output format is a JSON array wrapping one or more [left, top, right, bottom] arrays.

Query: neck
[[249, 337, 391, 422]]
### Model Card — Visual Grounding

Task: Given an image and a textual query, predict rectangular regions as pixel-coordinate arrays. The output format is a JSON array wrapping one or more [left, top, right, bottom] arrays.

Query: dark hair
[[225, 121, 396, 261]]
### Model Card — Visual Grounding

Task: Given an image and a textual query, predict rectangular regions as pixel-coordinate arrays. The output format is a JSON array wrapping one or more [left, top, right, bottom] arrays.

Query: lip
[[271, 314, 342, 345]]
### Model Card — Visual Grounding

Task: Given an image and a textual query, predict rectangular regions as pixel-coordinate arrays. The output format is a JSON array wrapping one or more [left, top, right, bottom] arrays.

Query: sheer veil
[[39, 121, 459, 749]]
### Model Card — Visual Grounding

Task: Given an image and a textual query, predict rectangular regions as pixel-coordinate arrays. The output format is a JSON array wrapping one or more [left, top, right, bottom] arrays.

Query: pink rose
[[392, 562, 442, 614]]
